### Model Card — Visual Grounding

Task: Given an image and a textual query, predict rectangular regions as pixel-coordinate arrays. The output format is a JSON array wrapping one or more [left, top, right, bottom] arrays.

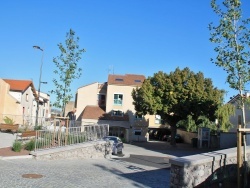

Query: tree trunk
[[170, 125, 177, 146]]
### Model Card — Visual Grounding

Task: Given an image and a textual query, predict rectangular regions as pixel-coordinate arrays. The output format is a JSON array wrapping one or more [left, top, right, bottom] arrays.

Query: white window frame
[[113, 93, 123, 106], [155, 114, 162, 124]]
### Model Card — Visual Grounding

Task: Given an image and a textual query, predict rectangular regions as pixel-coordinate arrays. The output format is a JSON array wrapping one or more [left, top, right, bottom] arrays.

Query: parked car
[[103, 136, 124, 155], [148, 128, 171, 140], [167, 134, 183, 143]]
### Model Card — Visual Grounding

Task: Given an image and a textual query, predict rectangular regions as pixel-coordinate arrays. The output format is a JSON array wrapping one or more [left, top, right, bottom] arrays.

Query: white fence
[[34, 124, 109, 151]]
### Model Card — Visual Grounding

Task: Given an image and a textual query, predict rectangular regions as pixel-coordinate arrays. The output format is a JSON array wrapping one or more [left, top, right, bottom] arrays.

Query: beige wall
[[0, 79, 22, 124], [106, 85, 137, 124], [76, 83, 103, 119]]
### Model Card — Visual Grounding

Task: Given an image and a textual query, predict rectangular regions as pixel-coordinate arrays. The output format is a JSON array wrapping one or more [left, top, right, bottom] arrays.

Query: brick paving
[[0, 158, 169, 188], [0, 132, 215, 188]]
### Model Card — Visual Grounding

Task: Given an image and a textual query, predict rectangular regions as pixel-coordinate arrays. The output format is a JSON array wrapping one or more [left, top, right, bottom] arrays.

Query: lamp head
[[33, 46, 43, 51]]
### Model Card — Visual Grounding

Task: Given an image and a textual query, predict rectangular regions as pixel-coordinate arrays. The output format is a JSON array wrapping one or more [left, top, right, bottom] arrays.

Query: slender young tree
[[209, 0, 250, 127], [209, 0, 250, 186], [51, 29, 85, 116]]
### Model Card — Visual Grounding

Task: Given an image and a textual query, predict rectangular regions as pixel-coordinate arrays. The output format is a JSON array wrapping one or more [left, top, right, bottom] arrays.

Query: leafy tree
[[209, 0, 250, 185], [132, 67, 224, 145], [51, 29, 85, 116], [209, 0, 250, 128], [215, 103, 235, 131], [176, 115, 197, 132], [176, 104, 235, 133]]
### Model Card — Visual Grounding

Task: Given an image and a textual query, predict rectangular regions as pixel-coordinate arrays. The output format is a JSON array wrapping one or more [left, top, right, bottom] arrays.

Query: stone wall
[[169, 146, 250, 187], [30, 140, 113, 160]]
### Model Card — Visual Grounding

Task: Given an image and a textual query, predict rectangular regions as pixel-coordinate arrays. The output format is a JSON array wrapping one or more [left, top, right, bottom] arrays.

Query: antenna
[[108, 65, 114, 75]]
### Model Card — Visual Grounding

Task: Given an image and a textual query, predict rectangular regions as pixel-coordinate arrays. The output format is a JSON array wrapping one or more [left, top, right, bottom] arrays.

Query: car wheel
[[113, 148, 117, 155]]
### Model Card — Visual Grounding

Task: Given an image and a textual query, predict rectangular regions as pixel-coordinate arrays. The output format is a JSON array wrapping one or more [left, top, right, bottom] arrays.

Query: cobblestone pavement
[[0, 158, 170, 188]]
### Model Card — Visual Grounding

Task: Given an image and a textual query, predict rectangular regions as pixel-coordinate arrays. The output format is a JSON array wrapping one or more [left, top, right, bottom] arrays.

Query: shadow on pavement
[[114, 154, 171, 169], [130, 141, 219, 157]]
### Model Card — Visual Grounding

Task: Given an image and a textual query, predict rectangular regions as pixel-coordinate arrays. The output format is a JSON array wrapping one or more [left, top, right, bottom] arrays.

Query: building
[[0, 79, 23, 124], [76, 74, 156, 142], [227, 93, 250, 131], [0, 79, 50, 128]]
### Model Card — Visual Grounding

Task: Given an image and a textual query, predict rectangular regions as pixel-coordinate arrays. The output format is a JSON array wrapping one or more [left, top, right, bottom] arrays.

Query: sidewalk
[[0, 132, 16, 148]]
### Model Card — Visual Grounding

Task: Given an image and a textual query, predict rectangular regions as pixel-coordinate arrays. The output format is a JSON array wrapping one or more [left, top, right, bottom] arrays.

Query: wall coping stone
[[170, 146, 250, 167], [30, 140, 107, 157]]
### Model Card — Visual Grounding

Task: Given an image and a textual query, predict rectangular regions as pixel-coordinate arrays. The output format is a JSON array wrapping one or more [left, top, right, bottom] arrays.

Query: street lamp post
[[33, 45, 44, 129]]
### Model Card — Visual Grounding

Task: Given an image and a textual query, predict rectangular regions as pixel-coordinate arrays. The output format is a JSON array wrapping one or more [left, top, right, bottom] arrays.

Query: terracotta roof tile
[[82, 105, 105, 120], [82, 105, 129, 121], [108, 74, 145, 86], [3, 79, 33, 91], [3, 79, 38, 97]]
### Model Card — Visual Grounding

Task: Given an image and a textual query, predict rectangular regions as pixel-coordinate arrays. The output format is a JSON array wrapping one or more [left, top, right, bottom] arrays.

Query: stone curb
[[111, 152, 130, 159], [0, 155, 33, 160]]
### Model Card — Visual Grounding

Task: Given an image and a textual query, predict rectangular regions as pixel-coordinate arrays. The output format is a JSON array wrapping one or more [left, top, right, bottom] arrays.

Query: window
[[26, 94, 28, 101], [155, 114, 162, 124], [114, 94, 123, 105], [112, 110, 123, 116], [97, 94, 106, 106], [134, 79, 141, 83], [115, 78, 123, 82], [135, 113, 143, 120], [134, 130, 142, 135]]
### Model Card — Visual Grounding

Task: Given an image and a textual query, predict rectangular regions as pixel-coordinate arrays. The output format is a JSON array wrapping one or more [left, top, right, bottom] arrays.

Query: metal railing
[[0, 114, 51, 128], [34, 124, 109, 151]]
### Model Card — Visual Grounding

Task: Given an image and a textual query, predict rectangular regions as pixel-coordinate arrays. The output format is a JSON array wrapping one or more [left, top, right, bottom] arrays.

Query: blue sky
[[0, 0, 249, 104]]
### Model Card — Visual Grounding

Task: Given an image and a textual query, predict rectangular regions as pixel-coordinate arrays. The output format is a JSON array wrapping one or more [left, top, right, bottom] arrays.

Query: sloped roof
[[82, 105, 129, 121], [108, 74, 145, 86], [3, 79, 38, 98], [227, 93, 250, 104], [82, 105, 105, 120]]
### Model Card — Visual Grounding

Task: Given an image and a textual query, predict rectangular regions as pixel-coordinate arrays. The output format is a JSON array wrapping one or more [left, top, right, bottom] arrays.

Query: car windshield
[[104, 137, 118, 143]]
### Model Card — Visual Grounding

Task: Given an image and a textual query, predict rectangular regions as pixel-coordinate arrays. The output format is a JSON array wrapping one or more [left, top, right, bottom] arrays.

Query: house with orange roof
[[0, 79, 50, 127], [0, 79, 23, 124], [75, 74, 166, 142]]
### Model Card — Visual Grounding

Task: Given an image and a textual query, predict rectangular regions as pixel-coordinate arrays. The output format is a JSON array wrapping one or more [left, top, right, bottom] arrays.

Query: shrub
[[34, 125, 43, 130], [25, 139, 35, 151], [3, 116, 15, 124], [12, 141, 22, 152], [120, 137, 126, 143]]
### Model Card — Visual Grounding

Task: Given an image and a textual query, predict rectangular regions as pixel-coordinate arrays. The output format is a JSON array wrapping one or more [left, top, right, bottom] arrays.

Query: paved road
[[0, 132, 214, 188], [0, 149, 170, 188]]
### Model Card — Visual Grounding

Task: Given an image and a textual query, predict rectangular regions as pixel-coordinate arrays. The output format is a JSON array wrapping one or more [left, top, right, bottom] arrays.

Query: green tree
[[209, 0, 250, 127], [132, 67, 224, 145], [209, 0, 250, 185], [51, 29, 85, 116], [215, 103, 235, 131]]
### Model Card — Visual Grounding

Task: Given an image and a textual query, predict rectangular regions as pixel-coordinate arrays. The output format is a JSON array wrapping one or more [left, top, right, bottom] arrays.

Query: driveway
[[114, 141, 214, 170]]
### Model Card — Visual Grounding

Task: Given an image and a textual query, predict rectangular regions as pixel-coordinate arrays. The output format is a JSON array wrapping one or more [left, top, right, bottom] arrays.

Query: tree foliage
[[132, 67, 225, 128], [209, 1, 250, 183], [209, 0, 250, 127], [51, 29, 85, 116], [215, 103, 235, 131]]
